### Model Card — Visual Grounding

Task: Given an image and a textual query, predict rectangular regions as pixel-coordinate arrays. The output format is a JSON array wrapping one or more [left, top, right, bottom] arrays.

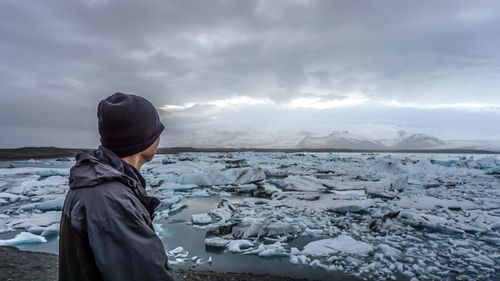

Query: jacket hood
[[69, 145, 139, 190], [69, 145, 161, 218]]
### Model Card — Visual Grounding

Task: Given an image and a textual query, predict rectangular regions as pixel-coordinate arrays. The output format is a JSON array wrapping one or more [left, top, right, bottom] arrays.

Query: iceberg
[[231, 219, 297, 238], [302, 235, 373, 257], [179, 167, 265, 186], [204, 237, 230, 247], [159, 182, 197, 192], [378, 244, 402, 258], [326, 199, 374, 213], [20, 197, 64, 211], [191, 213, 212, 224], [226, 239, 254, 252], [0, 231, 47, 246], [190, 189, 210, 197]]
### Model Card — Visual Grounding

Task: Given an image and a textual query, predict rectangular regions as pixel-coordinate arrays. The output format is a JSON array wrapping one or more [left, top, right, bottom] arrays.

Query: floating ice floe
[[0, 167, 69, 177], [0, 231, 47, 246], [301, 235, 373, 257], [377, 243, 402, 258], [396, 195, 482, 210], [7, 211, 61, 230], [270, 192, 373, 213], [190, 189, 210, 197], [159, 182, 197, 192], [178, 167, 265, 186], [27, 223, 60, 236], [204, 237, 230, 247], [226, 239, 254, 252], [231, 218, 297, 238], [191, 213, 212, 224], [20, 197, 64, 211], [243, 241, 289, 257]]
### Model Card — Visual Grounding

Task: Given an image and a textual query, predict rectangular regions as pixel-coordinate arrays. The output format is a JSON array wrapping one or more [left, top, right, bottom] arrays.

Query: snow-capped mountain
[[297, 130, 385, 150], [389, 130, 447, 149], [297, 130, 449, 150]]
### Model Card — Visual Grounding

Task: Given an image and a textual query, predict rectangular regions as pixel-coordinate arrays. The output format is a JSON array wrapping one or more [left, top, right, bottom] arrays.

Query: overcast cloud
[[1, 0, 499, 148]]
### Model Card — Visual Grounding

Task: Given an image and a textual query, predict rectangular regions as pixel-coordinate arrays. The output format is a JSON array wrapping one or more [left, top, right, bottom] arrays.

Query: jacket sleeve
[[85, 190, 178, 281]]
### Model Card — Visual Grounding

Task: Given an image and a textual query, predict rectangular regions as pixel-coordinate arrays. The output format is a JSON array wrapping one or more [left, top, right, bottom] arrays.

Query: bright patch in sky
[[285, 97, 368, 110], [160, 96, 274, 112]]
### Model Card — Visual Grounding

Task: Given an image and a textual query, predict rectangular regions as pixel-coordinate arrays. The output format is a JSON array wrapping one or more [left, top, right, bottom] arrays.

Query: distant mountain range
[[296, 130, 499, 151], [0, 129, 498, 160]]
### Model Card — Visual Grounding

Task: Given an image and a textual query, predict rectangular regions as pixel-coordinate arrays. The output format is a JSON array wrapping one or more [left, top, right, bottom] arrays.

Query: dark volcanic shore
[[0, 146, 498, 160], [0, 246, 311, 281]]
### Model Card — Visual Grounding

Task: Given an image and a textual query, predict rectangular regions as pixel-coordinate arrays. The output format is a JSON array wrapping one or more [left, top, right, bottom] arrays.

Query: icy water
[[0, 195, 356, 281], [1, 152, 499, 280]]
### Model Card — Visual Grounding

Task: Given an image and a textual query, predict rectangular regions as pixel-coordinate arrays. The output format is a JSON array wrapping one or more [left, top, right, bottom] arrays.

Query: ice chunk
[[289, 254, 310, 265], [282, 176, 328, 192], [41, 223, 60, 236], [326, 199, 374, 213], [158, 195, 184, 210], [226, 239, 254, 252], [365, 187, 396, 199], [232, 219, 297, 238], [400, 212, 464, 234], [378, 244, 402, 258], [0, 232, 47, 246], [168, 258, 185, 265], [0, 167, 69, 176], [234, 183, 258, 192], [474, 156, 500, 169], [20, 197, 64, 211], [258, 242, 289, 257], [397, 196, 480, 210], [159, 182, 196, 192], [34, 175, 68, 187], [243, 198, 271, 205], [0, 192, 23, 202], [204, 237, 230, 247], [373, 159, 409, 174], [8, 211, 61, 229], [302, 235, 373, 256], [167, 246, 185, 255], [466, 255, 496, 267], [153, 223, 164, 237], [179, 167, 265, 186], [207, 203, 233, 226], [35, 169, 70, 177], [271, 192, 373, 213], [304, 228, 323, 237], [389, 174, 408, 191], [191, 213, 212, 224], [190, 189, 210, 197], [26, 225, 45, 235]]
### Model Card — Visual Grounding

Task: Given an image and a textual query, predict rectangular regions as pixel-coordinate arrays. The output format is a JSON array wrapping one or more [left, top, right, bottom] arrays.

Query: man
[[59, 92, 178, 281]]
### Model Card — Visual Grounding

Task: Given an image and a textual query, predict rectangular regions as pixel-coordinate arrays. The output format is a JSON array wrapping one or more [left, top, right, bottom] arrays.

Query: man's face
[[142, 136, 160, 162]]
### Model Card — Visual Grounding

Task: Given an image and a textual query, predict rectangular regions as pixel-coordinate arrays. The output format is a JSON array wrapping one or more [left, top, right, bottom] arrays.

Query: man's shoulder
[[68, 180, 138, 211]]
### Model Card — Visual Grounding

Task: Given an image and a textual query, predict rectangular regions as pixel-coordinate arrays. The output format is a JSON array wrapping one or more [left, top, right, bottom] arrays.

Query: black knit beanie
[[97, 92, 164, 157]]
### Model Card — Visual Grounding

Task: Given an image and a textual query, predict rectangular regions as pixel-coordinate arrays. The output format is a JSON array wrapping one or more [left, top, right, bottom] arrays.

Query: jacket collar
[[69, 145, 160, 219]]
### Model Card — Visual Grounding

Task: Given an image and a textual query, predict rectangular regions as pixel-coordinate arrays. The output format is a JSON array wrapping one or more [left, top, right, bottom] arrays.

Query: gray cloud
[[0, 0, 499, 148]]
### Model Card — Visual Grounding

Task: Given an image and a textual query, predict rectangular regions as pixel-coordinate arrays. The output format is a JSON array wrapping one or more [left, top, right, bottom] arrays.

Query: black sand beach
[[0, 246, 312, 281]]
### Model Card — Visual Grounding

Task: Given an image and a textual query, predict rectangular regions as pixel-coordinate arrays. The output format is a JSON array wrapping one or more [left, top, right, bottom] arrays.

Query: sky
[[0, 0, 499, 148]]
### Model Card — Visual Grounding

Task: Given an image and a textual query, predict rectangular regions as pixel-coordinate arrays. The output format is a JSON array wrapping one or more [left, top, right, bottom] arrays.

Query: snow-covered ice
[[301, 235, 373, 257], [0, 232, 47, 246], [191, 213, 212, 224]]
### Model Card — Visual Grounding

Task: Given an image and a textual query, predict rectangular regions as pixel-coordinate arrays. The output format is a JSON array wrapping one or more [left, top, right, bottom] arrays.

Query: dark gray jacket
[[59, 145, 177, 281]]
